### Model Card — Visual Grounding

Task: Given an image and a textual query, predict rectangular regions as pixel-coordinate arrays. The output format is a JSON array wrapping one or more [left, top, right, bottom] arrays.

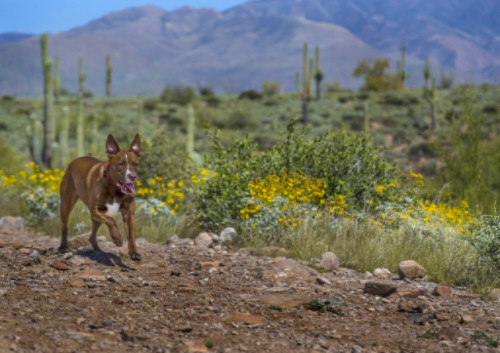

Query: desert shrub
[[160, 86, 196, 106], [352, 59, 402, 92], [238, 90, 261, 100], [198, 87, 220, 107], [470, 214, 500, 270], [482, 104, 498, 114], [338, 95, 353, 104], [382, 93, 419, 106], [192, 122, 402, 231], [1, 95, 14, 102], [0, 139, 25, 173], [139, 135, 195, 182], [261, 81, 281, 96], [143, 98, 159, 111], [324, 81, 341, 93]]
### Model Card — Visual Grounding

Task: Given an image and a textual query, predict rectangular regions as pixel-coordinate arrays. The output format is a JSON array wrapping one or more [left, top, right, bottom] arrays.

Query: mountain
[[0, 1, 498, 96], [0, 32, 34, 45]]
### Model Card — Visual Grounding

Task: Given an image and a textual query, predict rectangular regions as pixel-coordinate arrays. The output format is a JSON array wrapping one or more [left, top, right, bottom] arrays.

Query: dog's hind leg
[[59, 173, 78, 252], [88, 220, 102, 251]]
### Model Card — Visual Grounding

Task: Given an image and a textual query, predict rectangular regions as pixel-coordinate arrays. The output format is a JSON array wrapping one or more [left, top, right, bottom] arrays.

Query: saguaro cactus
[[29, 114, 42, 165], [299, 43, 313, 123], [78, 57, 86, 96], [422, 58, 431, 91], [295, 72, 300, 95], [314, 46, 324, 100], [186, 104, 202, 164], [398, 46, 409, 89], [137, 101, 144, 137], [106, 55, 112, 97], [424, 77, 438, 131], [40, 33, 55, 167], [53, 55, 61, 102], [51, 142, 61, 169], [59, 106, 70, 166], [76, 94, 84, 157], [363, 101, 370, 133]]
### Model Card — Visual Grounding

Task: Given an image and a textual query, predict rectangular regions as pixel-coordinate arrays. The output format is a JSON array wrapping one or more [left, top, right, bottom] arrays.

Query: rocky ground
[[0, 217, 498, 353]]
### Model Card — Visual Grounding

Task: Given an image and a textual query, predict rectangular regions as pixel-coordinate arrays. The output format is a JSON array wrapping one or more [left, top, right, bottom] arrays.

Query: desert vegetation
[[0, 37, 499, 297]]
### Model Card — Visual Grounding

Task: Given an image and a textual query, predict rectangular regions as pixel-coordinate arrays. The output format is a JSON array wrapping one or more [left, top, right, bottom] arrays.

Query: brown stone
[[398, 260, 427, 279], [199, 261, 222, 270], [459, 314, 474, 324], [68, 280, 86, 288], [0, 239, 5, 248], [78, 271, 107, 281], [251, 293, 311, 309], [184, 339, 207, 353], [432, 285, 453, 298], [319, 252, 340, 271], [50, 261, 70, 271], [68, 233, 90, 249], [194, 232, 212, 247], [364, 280, 398, 297], [18, 247, 31, 255], [223, 312, 265, 325], [316, 276, 331, 285]]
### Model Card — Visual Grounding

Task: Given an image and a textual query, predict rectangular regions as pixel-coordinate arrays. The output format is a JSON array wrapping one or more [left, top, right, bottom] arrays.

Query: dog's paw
[[130, 252, 142, 262], [112, 237, 124, 247], [58, 246, 71, 253]]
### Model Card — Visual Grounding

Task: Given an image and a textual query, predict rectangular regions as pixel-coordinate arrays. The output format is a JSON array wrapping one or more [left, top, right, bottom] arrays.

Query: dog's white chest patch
[[105, 201, 120, 217]]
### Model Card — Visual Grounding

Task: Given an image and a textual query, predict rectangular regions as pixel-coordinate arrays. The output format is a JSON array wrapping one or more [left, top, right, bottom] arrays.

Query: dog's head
[[105, 134, 141, 195]]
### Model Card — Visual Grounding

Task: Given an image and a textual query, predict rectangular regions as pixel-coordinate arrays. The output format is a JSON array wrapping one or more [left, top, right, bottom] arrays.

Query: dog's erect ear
[[106, 134, 120, 157], [129, 134, 141, 156]]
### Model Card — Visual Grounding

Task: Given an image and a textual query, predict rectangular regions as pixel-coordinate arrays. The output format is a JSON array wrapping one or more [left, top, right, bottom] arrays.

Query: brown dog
[[59, 134, 142, 261]]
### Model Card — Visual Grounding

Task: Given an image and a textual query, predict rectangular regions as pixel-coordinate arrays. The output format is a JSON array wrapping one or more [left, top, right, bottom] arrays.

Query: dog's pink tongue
[[123, 182, 136, 194]]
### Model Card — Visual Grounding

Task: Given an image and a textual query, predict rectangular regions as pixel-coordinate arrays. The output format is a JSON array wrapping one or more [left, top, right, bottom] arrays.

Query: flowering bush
[[0, 163, 63, 222]]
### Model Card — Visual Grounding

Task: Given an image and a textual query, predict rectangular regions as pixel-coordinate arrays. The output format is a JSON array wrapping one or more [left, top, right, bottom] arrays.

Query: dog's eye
[[118, 161, 125, 166], [133, 162, 139, 168]]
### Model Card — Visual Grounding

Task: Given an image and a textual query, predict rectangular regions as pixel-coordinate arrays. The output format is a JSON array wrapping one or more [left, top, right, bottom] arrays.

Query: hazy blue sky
[[0, 1, 247, 33]]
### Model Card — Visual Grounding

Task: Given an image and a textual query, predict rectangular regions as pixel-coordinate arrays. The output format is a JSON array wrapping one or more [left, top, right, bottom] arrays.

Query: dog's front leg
[[90, 210, 123, 247], [121, 202, 141, 261]]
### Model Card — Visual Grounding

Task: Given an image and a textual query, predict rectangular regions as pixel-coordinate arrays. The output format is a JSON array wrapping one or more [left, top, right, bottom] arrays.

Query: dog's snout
[[127, 173, 137, 182]]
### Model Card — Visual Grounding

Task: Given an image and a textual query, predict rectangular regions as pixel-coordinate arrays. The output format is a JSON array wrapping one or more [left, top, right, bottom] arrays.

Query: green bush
[[160, 86, 196, 106], [470, 214, 500, 270], [192, 122, 402, 231], [139, 135, 194, 182]]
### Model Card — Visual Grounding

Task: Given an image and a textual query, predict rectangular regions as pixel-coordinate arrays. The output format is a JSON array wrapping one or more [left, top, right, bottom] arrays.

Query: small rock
[[50, 261, 70, 271], [316, 276, 331, 285], [220, 227, 238, 242], [493, 317, 500, 330], [170, 270, 181, 276], [223, 312, 265, 325], [432, 284, 453, 298], [0, 216, 25, 232], [318, 252, 339, 271], [194, 232, 213, 247], [184, 339, 207, 353], [397, 260, 426, 280], [373, 268, 392, 279], [68, 233, 90, 249], [459, 314, 474, 324], [198, 261, 222, 270], [209, 233, 220, 242], [364, 280, 398, 297], [78, 271, 107, 281], [167, 235, 179, 243], [68, 280, 86, 288], [30, 250, 41, 265], [18, 247, 31, 255]]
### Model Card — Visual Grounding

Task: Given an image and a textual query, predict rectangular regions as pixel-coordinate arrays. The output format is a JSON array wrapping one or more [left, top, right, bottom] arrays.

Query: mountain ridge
[[0, 1, 498, 96]]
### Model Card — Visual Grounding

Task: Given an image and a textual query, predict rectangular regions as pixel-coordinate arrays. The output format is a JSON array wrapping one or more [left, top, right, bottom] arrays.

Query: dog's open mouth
[[117, 181, 136, 194]]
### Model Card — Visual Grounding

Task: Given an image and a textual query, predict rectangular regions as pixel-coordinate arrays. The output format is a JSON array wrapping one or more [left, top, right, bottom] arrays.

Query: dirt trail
[[0, 228, 498, 353]]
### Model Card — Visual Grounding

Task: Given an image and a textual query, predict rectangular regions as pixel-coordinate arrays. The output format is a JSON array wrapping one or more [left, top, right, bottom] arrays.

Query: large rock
[[398, 260, 427, 280], [432, 284, 453, 298], [373, 268, 392, 279], [319, 252, 340, 271], [0, 216, 25, 232], [364, 280, 398, 297], [220, 227, 238, 242], [194, 232, 213, 247]]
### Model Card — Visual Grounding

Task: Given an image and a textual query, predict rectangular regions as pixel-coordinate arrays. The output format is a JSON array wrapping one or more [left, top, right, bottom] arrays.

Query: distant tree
[[352, 59, 402, 91], [261, 81, 281, 96]]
